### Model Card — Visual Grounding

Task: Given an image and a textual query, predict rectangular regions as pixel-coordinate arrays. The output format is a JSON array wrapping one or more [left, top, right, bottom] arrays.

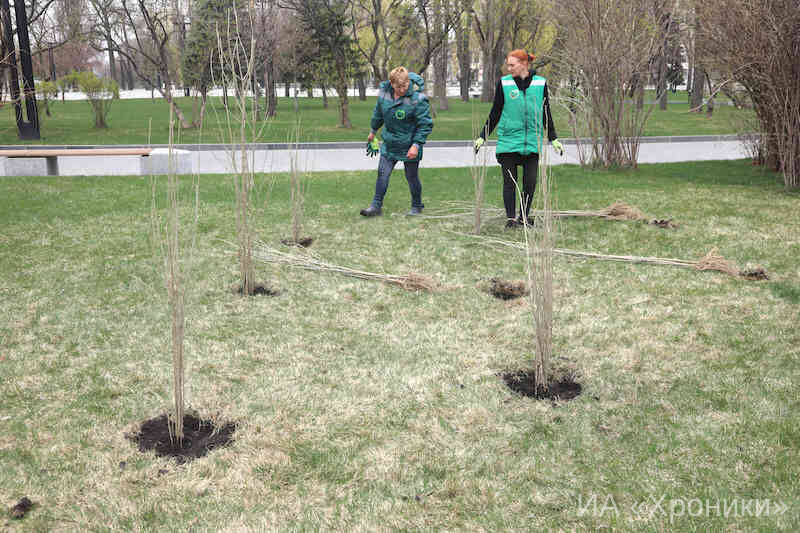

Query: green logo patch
[[509, 89, 520, 99], [394, 109, 406, 120]]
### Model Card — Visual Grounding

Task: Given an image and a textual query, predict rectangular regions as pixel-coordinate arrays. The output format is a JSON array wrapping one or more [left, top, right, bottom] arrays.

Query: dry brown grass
[[1, 160, 797, 531], [252, 244, 439, 292], [425, 200, 671, 226]]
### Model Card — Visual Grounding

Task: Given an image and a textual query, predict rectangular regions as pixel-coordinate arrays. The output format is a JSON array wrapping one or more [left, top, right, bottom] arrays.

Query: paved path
[[0, 135, 750, 176]]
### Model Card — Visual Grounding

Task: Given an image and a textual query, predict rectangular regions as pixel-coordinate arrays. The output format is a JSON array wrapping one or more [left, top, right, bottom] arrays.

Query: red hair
[[508, 49, 535, 65]]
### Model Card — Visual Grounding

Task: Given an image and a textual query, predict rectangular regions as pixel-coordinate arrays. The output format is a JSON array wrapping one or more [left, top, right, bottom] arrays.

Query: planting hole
[[501, 370, 582, 402], [128, 414, 236, 464]]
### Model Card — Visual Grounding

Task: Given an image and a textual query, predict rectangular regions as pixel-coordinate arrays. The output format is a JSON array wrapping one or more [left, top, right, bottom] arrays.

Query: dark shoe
[[360, 205, 382, 217], [406, 206, 423, 216], [517, 215, 534, 227], [505, 218, 519, 229]]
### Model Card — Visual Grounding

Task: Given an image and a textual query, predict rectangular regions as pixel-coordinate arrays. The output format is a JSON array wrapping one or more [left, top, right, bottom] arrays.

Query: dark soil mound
[[739, 268, 769, 281], [236, 283, 278, 296], [501, 370, 582, 402], [128, 414, 236, 464], [650, 218, 678, 229], [9, 497, 33, 519], [281, 237, 314, 248], [488, 278, 528, 300]]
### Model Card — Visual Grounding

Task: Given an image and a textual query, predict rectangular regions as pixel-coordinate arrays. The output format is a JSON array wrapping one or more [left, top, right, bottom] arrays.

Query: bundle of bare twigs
[[598, 201, 649, 221], [469, 235, 766, 280], [252, 244, 437, 291], [554, 247, 743, 276], [423, 200, 676, 227]]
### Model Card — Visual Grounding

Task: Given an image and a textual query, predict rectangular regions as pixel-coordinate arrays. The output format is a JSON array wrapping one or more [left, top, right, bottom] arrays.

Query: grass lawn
[[2, 158, 798, 530], [0, 95, 754, 146]]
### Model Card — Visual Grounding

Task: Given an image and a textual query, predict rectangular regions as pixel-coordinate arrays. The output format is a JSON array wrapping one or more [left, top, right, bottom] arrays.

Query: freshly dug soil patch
[[9, 497, 33, 519], [739, 268, 769, 281], [235, 283, 278, 296], [487, 278, 528, 300], [281, 237, 314, 248], [128, 414, 236, 464], [501, 370, 582, 402], [650, 218, 678, 229]]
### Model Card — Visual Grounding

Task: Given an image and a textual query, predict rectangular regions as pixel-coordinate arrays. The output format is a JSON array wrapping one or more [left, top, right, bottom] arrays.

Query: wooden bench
[[0, 148, 153, 176]]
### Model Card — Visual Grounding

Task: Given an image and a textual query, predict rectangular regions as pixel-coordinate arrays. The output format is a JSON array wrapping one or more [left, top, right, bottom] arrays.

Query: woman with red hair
[[475, 49, 563, 228]]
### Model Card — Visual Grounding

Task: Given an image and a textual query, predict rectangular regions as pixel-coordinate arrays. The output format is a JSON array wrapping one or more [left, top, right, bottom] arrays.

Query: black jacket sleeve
[[479, 80, 505, 140], [543, 83, 558, 142]]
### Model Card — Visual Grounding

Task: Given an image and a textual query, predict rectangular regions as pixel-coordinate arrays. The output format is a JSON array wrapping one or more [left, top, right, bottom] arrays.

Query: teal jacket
[[497, 74, 547, 155], [370, 72, 433, 162]]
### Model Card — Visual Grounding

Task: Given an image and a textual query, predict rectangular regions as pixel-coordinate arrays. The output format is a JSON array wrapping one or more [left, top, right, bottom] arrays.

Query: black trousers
[[498, 152, 539, 220]]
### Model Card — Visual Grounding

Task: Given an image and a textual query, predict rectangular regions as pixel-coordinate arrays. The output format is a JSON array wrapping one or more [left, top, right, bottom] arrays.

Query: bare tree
[[349, 0, 403, 84], [116, 0, 192, 128], [454, 0, 472, 101], [551, 0, 667, 168], [350, 0, 458, 89], [472, 0, 515, 102], [431, 0, 451, 110], [5, 0, 62, 82], [408, 0, 459, 75], [253, 0, 282, 118], [207, 2, 265, 296], [150, 106, 199, 448], [696, 0, 800, 189], [87, 0, 122, 83], [521, 152, 555, 394]]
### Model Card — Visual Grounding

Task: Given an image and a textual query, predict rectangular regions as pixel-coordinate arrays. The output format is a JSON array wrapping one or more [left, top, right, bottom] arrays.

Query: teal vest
[[496, 75, 546, 155]]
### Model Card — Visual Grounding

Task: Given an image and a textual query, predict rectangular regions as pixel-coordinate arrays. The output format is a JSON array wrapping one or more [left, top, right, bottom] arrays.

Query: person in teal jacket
[[474, 49, 563, 228], [360, 66, 434, 217]]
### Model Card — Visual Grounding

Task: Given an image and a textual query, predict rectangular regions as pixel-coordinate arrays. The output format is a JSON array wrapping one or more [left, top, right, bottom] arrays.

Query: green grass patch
[[1, 159, 798, 530], [1, 95, 754, 146]]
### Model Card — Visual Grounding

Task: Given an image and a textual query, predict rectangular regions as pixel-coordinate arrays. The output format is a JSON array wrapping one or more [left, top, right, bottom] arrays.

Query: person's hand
[[366, 137, 380, 157], [474, 137, 485, 154], [552, 139, 564, 156], [406, 144, 419, 160]]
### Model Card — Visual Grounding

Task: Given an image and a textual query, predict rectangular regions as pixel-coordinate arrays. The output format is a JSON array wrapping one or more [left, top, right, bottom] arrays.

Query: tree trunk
[[690, 67, 704, 111], [357, 76, 366, 101], [199, 88, 207, 130], [107, 38, 117, 82], [264, 59, 277, 118], [636, 83, 644, 110], [162, 89, 192, 129], [4, 0, 39, 139], [704, 75, 714, 118], [657, 54, 667, 110], [335, 76, 351, 128], [251, 75, 260, 119], [456, 7, 471, 102], [322, 85, 328, 108], [192, 90, 199, 126], [126, 61, 135, 90], [480, 45, 504, 103], [48, 47, 56, 81], [434, 32, 449, 111]]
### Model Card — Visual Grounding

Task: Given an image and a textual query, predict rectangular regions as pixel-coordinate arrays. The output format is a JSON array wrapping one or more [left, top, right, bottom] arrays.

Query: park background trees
[[0, 0, 798, 186], [695, 0, 800, 189]]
